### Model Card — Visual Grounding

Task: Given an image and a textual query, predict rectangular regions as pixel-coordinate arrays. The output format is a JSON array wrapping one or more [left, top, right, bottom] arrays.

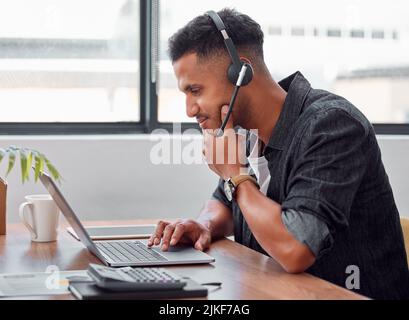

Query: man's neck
[[243, 77, 287, 146]]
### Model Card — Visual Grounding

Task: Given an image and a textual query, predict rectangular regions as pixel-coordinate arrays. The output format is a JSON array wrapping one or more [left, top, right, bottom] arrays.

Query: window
[[350, 29, 365, 38], [158, 0, 409, 133], [291, 27, 305, 37], [268, 26, 282, 36], [1, 0, 409, 134], [327, 28, 342, 37], [0, 0, 140, 132], [372, 30, 385, 39]]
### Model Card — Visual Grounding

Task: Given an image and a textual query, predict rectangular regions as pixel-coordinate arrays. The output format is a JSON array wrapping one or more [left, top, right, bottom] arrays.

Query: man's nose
[[186, 101, 200, 118]]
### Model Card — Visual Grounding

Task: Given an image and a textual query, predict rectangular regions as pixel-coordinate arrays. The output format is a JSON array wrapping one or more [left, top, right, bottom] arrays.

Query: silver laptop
[[39, 172, 215, 267]]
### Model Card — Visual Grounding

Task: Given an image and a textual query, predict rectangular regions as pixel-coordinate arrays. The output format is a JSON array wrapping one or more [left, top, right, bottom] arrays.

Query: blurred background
[[0, 0, 408, 223]]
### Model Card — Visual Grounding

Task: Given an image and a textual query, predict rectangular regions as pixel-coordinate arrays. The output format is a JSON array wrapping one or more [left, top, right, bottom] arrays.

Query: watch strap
[[231, 175, 259, 189]]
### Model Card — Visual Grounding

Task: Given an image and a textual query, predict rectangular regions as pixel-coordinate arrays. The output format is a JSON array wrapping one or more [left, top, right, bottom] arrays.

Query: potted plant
[[0, 145, 61, 235]]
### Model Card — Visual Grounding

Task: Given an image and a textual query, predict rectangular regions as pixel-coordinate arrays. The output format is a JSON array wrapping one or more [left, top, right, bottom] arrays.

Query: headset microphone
[[216, 63, 249, 137], [206, 10, 254, 137]]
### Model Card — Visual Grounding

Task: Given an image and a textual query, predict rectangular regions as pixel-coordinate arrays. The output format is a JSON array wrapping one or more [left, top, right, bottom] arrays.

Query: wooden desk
[[0, 220, 367, 300]]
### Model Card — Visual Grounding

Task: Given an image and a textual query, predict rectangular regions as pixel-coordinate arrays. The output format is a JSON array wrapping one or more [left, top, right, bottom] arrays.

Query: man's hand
[[203, 105, 247, 180], [147, 219, 211, 252]]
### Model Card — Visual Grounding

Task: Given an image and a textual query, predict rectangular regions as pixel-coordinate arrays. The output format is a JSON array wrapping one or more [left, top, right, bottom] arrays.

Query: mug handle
[[19, 202, 37, 240]]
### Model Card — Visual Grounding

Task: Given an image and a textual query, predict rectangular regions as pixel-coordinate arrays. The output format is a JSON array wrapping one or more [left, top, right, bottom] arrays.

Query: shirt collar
[[265, 71, 312, 151]]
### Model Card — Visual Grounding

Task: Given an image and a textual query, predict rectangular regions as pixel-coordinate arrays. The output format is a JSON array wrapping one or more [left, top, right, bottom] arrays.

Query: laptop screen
[[39, 172, 105, 261]]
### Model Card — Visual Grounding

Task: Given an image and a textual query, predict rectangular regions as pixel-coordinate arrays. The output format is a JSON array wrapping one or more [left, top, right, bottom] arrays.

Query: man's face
[[173, 53, 235, 130]]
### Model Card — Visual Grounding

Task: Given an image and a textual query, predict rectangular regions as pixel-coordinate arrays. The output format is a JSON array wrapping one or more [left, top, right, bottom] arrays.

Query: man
[[147, 8, 409, 299]]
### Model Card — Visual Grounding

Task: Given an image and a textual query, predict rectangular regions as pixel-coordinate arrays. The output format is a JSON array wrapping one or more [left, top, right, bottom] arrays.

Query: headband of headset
[[206, 10, 242, 68], [206, 10, 253, 86]]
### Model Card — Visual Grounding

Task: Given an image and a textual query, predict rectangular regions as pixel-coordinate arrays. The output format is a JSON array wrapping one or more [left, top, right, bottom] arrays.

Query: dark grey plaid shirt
[[212, 71, 409, 299]]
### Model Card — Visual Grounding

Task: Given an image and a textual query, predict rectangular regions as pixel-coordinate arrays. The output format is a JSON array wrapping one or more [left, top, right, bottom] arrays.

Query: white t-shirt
[[246, 134, 271, 195]]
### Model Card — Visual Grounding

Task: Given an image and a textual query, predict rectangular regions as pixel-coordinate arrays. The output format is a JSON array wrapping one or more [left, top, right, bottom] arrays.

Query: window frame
[[0, 0, 150, 135], [0, 0, 406, 135], [373, 124, 409, 135]]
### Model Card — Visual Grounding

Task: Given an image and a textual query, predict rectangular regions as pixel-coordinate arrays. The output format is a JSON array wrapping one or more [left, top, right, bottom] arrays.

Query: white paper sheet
[[0, 270, 92, 297]]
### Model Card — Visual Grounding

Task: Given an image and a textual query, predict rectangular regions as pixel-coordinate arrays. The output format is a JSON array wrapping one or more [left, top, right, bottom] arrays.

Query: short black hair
[[168, 8, 264, 63]]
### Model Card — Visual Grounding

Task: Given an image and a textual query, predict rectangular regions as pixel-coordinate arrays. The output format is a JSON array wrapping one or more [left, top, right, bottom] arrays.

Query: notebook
[[69, 278, 208, 300], [67, 224, 156, 240]]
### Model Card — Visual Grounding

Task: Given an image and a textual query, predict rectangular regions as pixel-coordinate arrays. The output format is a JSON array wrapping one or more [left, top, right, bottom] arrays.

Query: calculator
[[87, 264, 187, 291]]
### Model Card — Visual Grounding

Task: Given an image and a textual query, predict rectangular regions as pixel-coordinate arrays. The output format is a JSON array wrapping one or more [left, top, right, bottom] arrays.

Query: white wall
[[1, 134, 408, 224], [377, 136, 409, 216]]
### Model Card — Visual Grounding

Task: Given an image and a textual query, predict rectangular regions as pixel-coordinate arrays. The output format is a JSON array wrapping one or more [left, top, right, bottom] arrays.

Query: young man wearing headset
[[147, 8, 409, 299]]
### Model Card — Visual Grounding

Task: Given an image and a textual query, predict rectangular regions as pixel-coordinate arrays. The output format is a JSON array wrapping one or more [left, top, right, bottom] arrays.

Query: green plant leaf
[[45, 157, 61, 183], [26, 150, 33, 182], [33, 152, 44, 182], [40, 153, 45, 172], [19, 149, 28, 183], [6, 149, 16, 176], [3, 146, 62, 185]]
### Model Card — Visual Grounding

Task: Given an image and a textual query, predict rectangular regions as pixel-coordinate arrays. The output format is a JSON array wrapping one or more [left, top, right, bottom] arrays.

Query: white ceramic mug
[[19, 195, 60, 242]]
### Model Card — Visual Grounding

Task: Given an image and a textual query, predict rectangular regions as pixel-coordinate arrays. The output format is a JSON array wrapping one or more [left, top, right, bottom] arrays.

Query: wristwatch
[[224, 175, 259, 202]]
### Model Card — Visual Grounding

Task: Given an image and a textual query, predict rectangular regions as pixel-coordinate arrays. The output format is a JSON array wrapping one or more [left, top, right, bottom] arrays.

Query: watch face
[[224, 180, 233, 202]]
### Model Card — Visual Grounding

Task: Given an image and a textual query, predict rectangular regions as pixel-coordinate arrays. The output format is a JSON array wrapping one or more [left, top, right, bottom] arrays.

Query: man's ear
[[240, 56, 252, 65]]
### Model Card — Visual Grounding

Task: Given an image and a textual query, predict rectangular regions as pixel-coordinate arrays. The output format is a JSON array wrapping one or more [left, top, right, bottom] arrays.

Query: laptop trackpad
[[140, 240, 212, 262]]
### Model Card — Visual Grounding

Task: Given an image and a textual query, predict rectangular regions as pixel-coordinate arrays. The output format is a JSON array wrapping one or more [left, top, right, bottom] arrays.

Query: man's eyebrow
[[182, 84, 200, 92]]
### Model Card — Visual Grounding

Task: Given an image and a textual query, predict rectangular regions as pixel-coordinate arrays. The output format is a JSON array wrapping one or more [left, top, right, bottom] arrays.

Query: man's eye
[[190, 88, 201, 95]]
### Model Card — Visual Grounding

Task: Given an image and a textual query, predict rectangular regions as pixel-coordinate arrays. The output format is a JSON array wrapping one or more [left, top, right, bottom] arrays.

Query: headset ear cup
[[227, 63, 254, 86], [241, 63, 254, 86], [227, 64, 240, 85]]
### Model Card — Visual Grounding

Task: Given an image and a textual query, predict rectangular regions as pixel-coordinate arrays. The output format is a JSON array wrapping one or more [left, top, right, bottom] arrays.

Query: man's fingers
[[161, 224, 176, 251], [220, 105, 234, 131], [237, 133, 248, 168], [194, 232, 210, 251], [147, 221, 169, 247], [153, 221, 169, 245], [169, 224, 186, 246], [203, 105, 238, 171], [202, 130, 215, 159], [149, 220, 210, 252]]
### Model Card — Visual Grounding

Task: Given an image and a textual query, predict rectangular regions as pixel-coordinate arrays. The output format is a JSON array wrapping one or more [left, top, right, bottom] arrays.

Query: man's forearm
[[197, 199, 234, 240], [235, 181, 315, 273]]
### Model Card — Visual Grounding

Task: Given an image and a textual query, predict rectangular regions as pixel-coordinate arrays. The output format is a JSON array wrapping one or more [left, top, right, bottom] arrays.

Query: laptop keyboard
[[95, 240, 168, 263]]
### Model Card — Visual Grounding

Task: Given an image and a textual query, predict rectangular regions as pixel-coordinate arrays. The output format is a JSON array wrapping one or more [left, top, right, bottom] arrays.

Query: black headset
[[206, 10, 254, 136]]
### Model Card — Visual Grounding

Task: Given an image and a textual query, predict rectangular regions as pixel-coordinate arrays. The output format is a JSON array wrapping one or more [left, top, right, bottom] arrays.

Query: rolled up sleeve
[[281, 209, 333, 259], [281, 108, 369, 259]]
